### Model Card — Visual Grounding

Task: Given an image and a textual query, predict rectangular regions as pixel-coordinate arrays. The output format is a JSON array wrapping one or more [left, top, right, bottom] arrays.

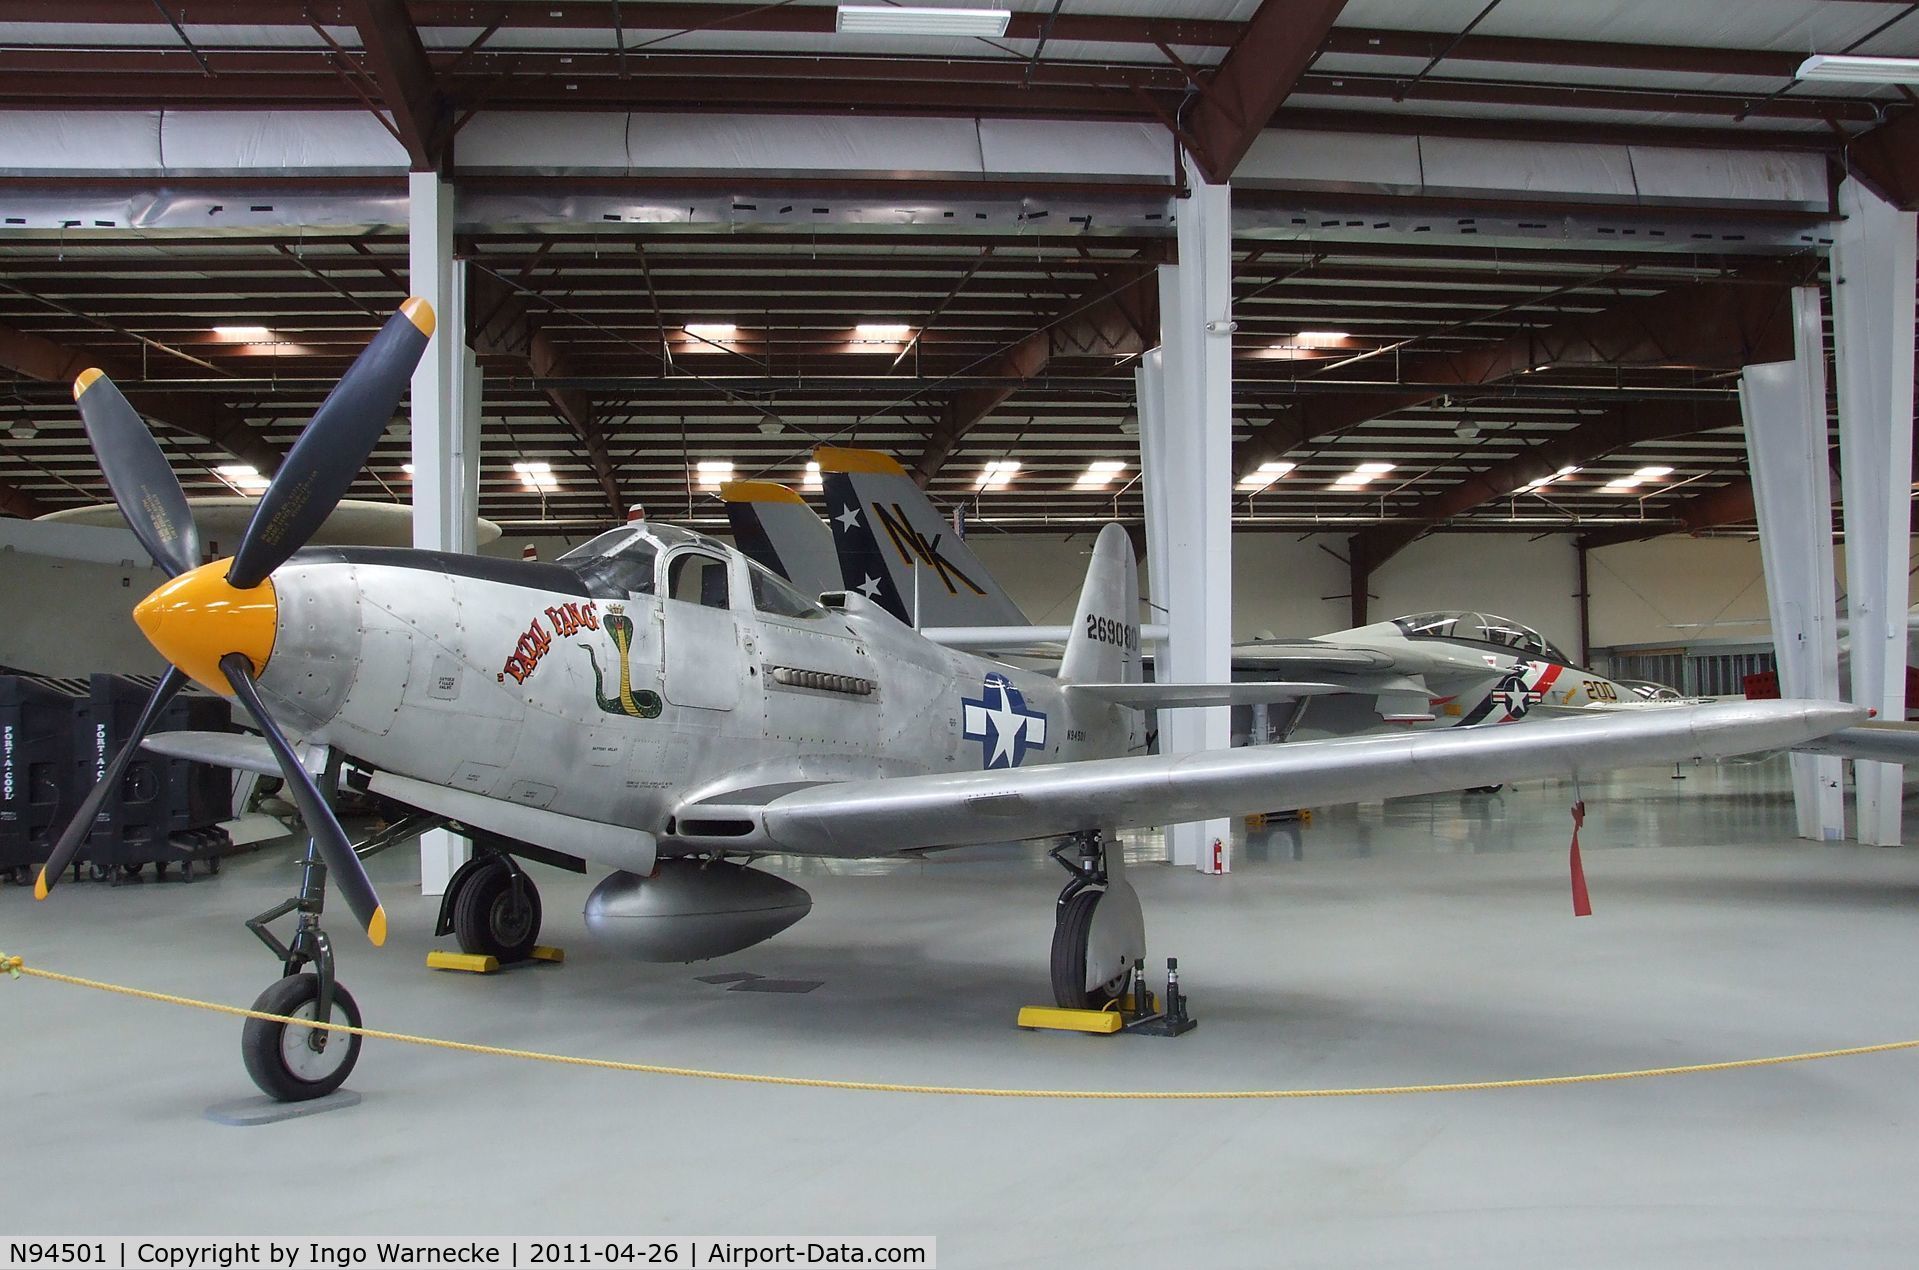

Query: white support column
[[408, 170, 473, 893], [1151, 159, 1234, 873], [1833, 177, 1917, 846], [1134, 349, 1170, 632], [1740, 286, 1845, 840]]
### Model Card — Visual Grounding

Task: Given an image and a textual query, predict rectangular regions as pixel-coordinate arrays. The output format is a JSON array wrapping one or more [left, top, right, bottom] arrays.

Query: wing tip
[[400, 297, 436, 338], [72, 367, 105, 400]]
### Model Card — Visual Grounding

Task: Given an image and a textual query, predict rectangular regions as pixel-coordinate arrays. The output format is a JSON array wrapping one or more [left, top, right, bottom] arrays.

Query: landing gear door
[[661, 550, 743, 711]]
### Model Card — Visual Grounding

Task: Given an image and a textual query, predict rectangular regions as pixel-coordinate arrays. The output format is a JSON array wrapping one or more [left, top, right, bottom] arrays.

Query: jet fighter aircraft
[[34, 299, 1863, 1102]]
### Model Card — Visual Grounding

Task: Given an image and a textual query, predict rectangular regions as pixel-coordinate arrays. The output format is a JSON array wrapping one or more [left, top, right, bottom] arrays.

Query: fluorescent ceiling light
[[402, 463, 415, 476], [836, 4, 1012, 37], [1075, 460, 1126, 490], [804, 461, 822, 491], [1236, 460, 1296, 491], [514, 460, 559, 492], [1521, 465, 1581, 491], [216, 464, 269, 493], [854, 323, 913, 340], [977, 459, 1019, 490], [684, 323, 738, 341], [212, 325, 272, 341], [1797, 53, 1919, 84], [1291, 331, 1350, 347], [1603, 477, 1643, 492], [1633, 465, 1674, 479], [1332, 461, 1395, 489], [695, 460, 735, 488]]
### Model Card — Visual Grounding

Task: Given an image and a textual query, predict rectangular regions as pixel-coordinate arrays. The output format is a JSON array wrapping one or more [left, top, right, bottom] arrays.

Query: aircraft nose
[[132, 560, 278, 694]]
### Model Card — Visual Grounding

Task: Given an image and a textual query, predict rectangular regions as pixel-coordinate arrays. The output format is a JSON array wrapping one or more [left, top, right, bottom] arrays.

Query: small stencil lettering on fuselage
[[427, 654, 462, 701]]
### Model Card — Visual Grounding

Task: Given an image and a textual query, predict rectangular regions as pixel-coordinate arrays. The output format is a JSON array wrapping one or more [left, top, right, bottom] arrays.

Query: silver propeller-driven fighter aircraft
[[35, 300, 1865, 1102]]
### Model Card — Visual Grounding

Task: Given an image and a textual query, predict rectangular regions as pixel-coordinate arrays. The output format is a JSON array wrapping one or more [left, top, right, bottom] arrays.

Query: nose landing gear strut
[[239, 750, 362, 1102]]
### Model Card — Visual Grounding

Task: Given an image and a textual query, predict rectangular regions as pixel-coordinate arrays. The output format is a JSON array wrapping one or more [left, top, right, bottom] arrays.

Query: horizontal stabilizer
[[1066, 681, 1345, 710], [924, 623, 1168, 649]]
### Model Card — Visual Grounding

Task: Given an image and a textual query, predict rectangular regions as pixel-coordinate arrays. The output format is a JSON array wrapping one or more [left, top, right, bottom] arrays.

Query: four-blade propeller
[[33, 298, 435, 948]]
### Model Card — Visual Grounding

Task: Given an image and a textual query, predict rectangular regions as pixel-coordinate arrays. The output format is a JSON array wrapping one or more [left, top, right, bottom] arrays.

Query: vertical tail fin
[[1060, 524, 1142, 684], [719, 481, 842, 597], [815, 446, 1027, 627]]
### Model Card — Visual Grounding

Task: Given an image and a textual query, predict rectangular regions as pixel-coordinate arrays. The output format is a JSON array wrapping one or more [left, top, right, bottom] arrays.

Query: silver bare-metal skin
[[150, 521, 1863, 964]]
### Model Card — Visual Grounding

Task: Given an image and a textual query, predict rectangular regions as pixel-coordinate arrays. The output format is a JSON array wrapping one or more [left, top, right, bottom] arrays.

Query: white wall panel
[[1421, 137, 1638, 199], [977, 119, 1169, 177], [1236, 129, 1421, 192], [1587, 537, 1770, 649], [161, 110, 407, 171], [0, 110, 160, 172], [457, 111, 631, 171], [627, 114, 983, 174], [1627, 147, 1827, 208]]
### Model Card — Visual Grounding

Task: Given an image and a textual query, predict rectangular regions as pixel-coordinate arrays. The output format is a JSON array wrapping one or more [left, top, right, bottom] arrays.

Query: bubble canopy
[[1390, 611, 1573, 666]]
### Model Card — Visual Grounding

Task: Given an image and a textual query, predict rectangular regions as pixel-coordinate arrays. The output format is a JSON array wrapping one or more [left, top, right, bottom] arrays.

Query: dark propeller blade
[[220, 654, 386, 946], [226, 298, 434, 590], [35, 665, 188, 899], [71, 370, 201, 579]]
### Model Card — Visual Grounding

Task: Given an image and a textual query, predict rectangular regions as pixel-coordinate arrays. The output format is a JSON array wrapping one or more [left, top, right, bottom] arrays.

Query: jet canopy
[[1390, 610, 1572, 666]]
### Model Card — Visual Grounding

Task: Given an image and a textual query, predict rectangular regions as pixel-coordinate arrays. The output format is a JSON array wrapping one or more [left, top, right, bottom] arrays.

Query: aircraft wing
[[1065, 682, 1346, 709], [728, 700, 1860, 857], [1794, 721, 1919, 763], [143, 729, 299, 776]]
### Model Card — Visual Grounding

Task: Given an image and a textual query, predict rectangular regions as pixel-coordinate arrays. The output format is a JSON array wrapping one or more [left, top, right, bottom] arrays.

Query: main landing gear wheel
[[1051, 890, 1129, 1010], [1047, 829, 1146, 1011], [452, 859, 542, 963], [241, 972, 363, 1102]]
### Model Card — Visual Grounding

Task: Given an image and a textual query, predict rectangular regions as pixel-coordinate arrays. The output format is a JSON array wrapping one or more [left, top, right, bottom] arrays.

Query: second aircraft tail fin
[[720, 481, 843, 598], [815, 446, 1027, 628]]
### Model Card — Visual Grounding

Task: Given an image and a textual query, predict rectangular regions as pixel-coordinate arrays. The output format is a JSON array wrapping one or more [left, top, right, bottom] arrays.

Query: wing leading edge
[[736, 699, 1862, 857]]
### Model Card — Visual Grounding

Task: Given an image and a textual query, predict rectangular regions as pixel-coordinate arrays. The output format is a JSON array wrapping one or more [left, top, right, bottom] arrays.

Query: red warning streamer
[[1569, 800, 1592, 917]]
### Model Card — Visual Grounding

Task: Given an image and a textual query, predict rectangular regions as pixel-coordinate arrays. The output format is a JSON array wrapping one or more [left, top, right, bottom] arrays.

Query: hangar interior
[[4, 0, 1919, 1263]]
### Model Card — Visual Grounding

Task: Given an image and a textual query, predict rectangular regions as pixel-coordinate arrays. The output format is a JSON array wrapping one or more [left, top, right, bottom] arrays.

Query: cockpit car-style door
[[660, 549, 743, 710]]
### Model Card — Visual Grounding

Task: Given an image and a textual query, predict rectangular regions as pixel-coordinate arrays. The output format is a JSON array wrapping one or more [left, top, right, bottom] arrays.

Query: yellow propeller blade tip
[[400, 297, 436, 338], [367, 906, 388, 947], [32, 869, 49, 901], [72, 367, 105, 400]]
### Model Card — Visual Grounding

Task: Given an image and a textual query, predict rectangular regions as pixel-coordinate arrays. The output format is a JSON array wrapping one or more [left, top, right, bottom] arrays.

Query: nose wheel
[[241, 972, 363, 1101]]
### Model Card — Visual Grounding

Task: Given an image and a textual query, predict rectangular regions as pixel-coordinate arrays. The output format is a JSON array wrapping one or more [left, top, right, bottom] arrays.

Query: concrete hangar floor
[[8, 758, 1919, 1267]]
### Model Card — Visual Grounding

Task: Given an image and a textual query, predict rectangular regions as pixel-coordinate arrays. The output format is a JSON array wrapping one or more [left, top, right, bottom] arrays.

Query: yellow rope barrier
[[8, 954, 1918, 1100]]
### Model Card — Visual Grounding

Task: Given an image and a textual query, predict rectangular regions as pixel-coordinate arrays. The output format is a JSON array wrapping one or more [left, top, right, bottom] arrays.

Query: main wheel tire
[[1050, 889, 1127, 1011], [452, 862, 542, 963], [241, 973, 363, 1103]]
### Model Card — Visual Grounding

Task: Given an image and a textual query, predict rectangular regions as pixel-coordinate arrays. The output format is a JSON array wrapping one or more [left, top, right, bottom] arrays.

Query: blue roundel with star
[[961, 674, 1048, 769]]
